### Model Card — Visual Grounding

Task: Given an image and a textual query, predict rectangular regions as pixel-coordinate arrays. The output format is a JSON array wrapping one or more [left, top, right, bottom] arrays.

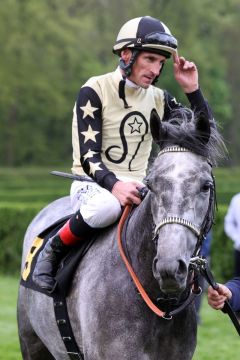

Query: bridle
[[118, 145, 216, 319], [118, 146, 240, 333], [152, 146, 216, 259], [150, 146, 216, 317]]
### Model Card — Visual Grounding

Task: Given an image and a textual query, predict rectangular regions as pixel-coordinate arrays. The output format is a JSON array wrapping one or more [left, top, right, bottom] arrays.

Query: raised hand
[[173, 54, 199, 94]]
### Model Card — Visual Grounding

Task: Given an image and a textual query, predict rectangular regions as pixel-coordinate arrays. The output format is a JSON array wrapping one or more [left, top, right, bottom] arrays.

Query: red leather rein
[[117, 205, 166, 318]]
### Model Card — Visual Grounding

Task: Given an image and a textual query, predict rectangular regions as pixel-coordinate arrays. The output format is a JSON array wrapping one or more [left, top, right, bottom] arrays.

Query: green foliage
[[0, 0, 239, 166], [211, 205, 234, 282], [203, 167, 240, 282], [214, 167, 240, 204], [0, 166, 70, 206], [0, 166, 70, 274], [0, 206, 40, 274], [0, 0, 110, 166]]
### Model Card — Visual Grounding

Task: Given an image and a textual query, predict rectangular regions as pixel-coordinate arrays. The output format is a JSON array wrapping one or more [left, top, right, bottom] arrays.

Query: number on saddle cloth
[[21, 215, 95, 297]]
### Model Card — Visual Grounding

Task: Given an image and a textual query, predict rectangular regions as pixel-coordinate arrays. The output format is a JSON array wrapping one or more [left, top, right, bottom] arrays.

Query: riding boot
[[32, 210, 94, 292], [32, 234, 67, 292]]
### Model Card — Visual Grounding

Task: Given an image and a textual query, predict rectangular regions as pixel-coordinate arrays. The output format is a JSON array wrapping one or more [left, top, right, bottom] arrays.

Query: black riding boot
[[32, 234, 67, 292]]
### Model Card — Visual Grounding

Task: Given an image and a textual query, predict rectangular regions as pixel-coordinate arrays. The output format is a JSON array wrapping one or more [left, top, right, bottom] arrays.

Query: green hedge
[[0, 206, 41, 275], [211, 204, 234, 283], [0, 204, 235, 283]]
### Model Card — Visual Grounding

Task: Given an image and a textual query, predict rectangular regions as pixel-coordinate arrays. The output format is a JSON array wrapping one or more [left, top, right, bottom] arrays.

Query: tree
[[0, 0, 239, 166]]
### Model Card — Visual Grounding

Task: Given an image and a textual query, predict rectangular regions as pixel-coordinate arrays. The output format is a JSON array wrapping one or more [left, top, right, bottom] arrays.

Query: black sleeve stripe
[[163, 89, 214, 125], [76, 86, 118, 191]]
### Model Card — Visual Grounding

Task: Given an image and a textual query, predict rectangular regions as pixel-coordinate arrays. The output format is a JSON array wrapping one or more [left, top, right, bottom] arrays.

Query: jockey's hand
[[207, 284, 232, 310], [173, 54, 199, 94], [111, 181, 144, 206]]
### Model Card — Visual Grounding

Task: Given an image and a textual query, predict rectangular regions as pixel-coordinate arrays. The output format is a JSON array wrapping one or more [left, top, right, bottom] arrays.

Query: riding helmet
[[113, 16, 178, 59]]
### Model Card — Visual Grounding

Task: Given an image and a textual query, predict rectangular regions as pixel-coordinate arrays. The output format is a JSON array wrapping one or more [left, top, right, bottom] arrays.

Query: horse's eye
[[201, 181, 212, 192]]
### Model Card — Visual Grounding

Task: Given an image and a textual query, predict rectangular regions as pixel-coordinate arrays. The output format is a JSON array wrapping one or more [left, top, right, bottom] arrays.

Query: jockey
[[33, 16, 214, 291]]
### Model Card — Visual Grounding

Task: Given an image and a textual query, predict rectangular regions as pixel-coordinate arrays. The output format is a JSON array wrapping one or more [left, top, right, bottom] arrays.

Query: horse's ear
[[195, 112, 211, 144], [150, 109, 163, 143]]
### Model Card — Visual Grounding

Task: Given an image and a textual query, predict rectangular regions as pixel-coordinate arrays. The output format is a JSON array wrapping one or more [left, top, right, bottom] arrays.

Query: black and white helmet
[[113, 16, 178, 58]]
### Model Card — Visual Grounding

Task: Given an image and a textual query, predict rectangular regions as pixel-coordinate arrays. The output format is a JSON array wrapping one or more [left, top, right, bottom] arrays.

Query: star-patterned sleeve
[[162, 89, 215, 127], [76, 86, 119, 192]]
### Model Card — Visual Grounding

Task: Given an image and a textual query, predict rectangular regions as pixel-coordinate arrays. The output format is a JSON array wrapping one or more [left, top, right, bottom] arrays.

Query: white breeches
[[70, 180, 122, 228], [70, 177, 144, 228]]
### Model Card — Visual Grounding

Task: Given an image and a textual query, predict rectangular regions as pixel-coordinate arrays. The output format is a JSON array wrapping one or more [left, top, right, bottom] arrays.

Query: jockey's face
[[121, 49, 166, 89]]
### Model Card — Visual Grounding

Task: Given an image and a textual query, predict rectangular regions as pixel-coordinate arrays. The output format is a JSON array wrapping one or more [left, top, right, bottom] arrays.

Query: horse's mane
[[157, 108, 227, 166]]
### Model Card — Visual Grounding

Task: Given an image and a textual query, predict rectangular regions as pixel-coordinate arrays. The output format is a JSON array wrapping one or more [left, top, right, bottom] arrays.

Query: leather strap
[[53, 294, 84, 359], [117, 205, 166, 317]]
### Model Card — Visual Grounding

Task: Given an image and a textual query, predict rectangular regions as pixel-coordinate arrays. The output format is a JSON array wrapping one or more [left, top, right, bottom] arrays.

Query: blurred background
[[0, 0, 239, 167], [0, 1, 240, 359]]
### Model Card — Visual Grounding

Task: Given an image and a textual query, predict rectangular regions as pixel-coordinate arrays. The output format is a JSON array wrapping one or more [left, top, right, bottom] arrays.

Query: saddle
[[21, 215, 96, 297]]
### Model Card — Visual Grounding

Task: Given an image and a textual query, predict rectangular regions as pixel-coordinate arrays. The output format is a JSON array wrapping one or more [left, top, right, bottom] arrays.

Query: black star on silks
[[128, 117, 143, 134]]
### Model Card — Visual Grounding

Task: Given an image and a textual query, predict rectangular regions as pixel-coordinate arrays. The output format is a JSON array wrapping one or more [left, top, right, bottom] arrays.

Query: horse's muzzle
[[152, 257, 188, 294]]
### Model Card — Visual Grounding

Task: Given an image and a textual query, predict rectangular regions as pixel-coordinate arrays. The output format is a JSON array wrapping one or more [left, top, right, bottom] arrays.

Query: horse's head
[[147, 108, 224, 296]]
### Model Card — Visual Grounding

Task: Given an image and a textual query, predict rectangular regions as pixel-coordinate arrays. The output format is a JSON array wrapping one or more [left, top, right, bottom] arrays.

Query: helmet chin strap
[[119, 49, 139, 77], [118, 50, 139, 108]]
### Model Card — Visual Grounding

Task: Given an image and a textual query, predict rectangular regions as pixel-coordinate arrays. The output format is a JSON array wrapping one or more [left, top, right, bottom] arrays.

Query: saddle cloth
[[20, 215, 95, 297]]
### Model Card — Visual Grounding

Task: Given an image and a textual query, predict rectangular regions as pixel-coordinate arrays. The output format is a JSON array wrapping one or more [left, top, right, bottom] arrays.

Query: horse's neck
[[127, 195, 153, 250], [125, 196, 157, 291]]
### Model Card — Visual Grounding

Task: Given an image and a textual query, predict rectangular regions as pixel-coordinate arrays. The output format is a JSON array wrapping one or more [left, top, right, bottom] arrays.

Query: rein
[[118, 205, 166, 318]]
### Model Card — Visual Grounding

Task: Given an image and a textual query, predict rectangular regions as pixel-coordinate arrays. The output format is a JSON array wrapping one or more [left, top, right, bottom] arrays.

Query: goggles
[[143, 32, 178, 49]]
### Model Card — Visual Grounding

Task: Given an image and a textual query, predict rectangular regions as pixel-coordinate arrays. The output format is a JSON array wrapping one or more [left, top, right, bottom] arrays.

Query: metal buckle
[[162, 313, 173, 320]]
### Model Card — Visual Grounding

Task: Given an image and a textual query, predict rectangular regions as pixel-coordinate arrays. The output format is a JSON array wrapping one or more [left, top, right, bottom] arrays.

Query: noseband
[[153, 146, 216, 256], [154, 217, 201, 238]]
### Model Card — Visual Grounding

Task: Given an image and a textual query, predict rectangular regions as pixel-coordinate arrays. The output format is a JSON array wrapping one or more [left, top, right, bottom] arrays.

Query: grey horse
[[17, 109, 225, 360]]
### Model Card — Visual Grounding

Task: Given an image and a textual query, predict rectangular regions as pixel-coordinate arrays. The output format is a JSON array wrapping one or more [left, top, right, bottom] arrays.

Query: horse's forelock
[[157, 109, 226, 166]]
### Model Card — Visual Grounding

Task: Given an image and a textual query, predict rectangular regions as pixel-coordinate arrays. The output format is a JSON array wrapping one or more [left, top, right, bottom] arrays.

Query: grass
[[0, 276, 21, 360], [0, 275, 239, 359], [193, 296, 240, 359]]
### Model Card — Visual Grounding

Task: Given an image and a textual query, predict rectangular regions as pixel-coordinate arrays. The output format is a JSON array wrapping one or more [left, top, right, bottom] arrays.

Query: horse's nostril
[[177, 259, 187, 276]]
